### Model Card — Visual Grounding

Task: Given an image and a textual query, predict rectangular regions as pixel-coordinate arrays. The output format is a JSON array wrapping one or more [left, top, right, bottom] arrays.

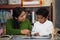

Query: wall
[[55, 0, 60, 28]]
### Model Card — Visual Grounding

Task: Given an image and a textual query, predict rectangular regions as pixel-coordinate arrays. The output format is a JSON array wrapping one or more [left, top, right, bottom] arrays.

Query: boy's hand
[[21, 29, 30, 36], [34, 33, 40, 36]]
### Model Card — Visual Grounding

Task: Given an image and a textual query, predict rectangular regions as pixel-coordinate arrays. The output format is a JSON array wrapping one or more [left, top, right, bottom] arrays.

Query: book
[[0, 0, 8, 4], [23, 0, 52, 7], [9, 0, 21, 4], [6, 10, 12, 20], [23, 0, 40, 7], [0, 10, 12, 28]]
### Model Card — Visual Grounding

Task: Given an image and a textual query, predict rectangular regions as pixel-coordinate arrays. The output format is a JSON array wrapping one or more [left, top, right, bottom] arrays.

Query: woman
[[6, 7, 32, 36]]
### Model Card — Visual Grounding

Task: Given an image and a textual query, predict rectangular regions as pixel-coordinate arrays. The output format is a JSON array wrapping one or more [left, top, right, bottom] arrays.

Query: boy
[[31, 8, 54, 37]]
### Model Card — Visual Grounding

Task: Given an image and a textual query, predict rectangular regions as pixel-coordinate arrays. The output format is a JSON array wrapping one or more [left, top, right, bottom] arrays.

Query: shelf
[[0, 4, 51, 9], [0, 4, 21, 9], [23, 4, 51, 7]]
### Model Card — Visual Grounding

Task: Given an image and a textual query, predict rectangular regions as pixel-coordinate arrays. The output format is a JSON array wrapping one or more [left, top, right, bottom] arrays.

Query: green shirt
[[6, 19, 32, 35]]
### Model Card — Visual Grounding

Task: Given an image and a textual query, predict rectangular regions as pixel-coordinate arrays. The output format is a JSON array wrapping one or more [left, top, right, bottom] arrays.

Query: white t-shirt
[[31, 20, 54, 36]]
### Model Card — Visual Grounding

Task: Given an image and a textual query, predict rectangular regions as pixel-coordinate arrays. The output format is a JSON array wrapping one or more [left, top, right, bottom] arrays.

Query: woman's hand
[[21, 29, 30, 36], [34, 33, 40, 36]]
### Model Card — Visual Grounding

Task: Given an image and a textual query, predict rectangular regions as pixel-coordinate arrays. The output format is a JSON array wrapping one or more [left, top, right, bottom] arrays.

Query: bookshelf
[[0, 0, 53, 35], [0, 0, 22, 35]]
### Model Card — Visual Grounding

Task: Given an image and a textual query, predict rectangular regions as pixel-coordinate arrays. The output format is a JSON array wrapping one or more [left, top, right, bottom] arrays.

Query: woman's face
[[37, 15, 47, 24], [17, 11, 26, 22]]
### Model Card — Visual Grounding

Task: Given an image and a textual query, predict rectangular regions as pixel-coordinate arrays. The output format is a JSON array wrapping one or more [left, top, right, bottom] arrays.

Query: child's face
[[17, 11, 26, 22], [37, 15, 47, 24]]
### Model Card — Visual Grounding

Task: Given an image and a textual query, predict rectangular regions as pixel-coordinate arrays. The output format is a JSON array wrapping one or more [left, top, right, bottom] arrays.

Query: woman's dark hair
[[12, 7, 26, 29], [36, 8, 49, 18]]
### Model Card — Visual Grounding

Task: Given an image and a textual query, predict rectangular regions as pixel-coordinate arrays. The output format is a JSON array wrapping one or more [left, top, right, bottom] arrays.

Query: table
[[10, 35, 60, 40], [0, 35, 60, 40]]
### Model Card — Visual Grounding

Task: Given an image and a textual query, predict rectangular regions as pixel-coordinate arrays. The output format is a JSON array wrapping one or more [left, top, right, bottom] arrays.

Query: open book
[[14, 35, 51, 39]]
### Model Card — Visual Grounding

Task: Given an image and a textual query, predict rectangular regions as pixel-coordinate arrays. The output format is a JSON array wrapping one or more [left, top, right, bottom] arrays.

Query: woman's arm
[[6, 19, 20, 35]]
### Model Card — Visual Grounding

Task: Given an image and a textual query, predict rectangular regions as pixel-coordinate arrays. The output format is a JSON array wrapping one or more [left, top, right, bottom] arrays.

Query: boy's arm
[[31, 23, 39, 36], [51, 27, 54, 39], [50, 23, 55, 38]]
